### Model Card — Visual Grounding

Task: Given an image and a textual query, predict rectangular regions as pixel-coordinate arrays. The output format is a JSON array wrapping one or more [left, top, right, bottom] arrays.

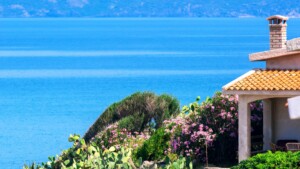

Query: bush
[[163, 115, 215, 160], [94, 122, 150, 150], [232, 151, 300, 169], [118, 113, 145, 132], [84, 92, 180, 142], [134, 128, 171, 162], [165, 92, 263, 165], [198, 93, 239, 164]]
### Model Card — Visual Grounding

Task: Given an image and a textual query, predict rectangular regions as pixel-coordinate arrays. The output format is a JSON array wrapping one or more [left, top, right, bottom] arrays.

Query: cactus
[[162, 156, 193, 169], [24, 134, 137, 169]]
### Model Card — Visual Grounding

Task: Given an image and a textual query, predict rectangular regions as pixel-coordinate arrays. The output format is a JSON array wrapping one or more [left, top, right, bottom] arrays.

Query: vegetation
[[133, 127, 171, 162], [163, 156, 193, 169], [84, 92, 180, 142], [24, 91, 267, 169], [24, 134, 136, 169], [93, 122, 150, 150], [232, 151, 300, 169], [174, 93, 239, 164]]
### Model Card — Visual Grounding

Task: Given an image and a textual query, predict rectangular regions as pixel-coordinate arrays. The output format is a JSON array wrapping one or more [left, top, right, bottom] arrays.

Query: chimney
[[267, 15, 288, 50]]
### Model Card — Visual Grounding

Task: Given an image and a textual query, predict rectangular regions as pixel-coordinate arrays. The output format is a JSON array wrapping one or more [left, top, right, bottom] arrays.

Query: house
[[222, 15, 300, 162]]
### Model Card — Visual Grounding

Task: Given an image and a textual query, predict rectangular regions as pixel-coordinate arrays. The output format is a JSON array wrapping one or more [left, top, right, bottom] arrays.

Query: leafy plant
[[24, 134, 137, 169], [134, 128, 171, 162], [163, 156, 193, 169], [118, 113, 145, 132], [232, 151, 300, 169]]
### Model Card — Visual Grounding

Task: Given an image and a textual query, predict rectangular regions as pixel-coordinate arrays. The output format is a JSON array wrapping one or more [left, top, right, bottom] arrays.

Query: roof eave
[[222, 89, 300, 96], [249, 49, 300, 61]]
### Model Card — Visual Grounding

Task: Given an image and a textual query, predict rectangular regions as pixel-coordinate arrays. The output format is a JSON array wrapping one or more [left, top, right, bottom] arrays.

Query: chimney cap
[[267, 15, 289, 21]]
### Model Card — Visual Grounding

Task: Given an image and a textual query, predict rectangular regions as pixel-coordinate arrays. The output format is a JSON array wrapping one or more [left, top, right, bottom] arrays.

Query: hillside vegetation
[[84, 92, 180, 142], [24, 92, 265, 169]]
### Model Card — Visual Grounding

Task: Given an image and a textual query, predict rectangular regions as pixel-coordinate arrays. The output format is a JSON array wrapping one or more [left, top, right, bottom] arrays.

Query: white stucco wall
[[272, 98, 300, 142]]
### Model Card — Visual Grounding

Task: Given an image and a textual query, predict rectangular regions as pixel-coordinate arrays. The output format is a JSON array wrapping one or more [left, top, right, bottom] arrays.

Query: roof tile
[[224, 70, 300, 91]]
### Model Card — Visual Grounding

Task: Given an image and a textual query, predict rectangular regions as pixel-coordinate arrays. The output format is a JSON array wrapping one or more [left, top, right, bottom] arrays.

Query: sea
[[0, 18, 299, 168]]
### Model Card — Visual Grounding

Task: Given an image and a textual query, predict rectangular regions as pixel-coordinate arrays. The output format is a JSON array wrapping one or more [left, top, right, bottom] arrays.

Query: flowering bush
[[198, 93, 239, 164], [163, 115, 215, 160], [93, 122, 150, 150], [163, 92, 263, 165]]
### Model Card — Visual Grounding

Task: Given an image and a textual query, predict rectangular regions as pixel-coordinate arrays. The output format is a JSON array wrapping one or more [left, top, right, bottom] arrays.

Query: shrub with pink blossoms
[[197, 92, 239, 164], [164, 92, 263, 165], [164, 115, 215, 160], [93, 122, 150, 151]]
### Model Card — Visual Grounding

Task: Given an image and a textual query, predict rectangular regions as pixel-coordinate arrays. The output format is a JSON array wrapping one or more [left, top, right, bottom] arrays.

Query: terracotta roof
[[223, 69, 300, 91]]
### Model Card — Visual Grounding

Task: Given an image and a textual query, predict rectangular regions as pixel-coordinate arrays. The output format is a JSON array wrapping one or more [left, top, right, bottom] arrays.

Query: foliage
[[162, 156, 193, 169], [163, 115, 215, 159], [94, 122, 150, 150], [24, 134, 136, 169], [198, 93, 239, 164], [165, 92, 263, 165], [84, 92, 180, 142], [134, 128, 171, 162], [24, 91, 265, 168], [231, 151, 300, 169], [118, 113, 145, 132], [162, 93, 239, 164], [250, 101, 263, 151]]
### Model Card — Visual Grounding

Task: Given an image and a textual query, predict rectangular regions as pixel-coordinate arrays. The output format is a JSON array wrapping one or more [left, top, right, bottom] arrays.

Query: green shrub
[[134, 128, 171, 162], [84, 92, 180, 142], [232, 151, 300, 169], [118, 113, 145, 132]]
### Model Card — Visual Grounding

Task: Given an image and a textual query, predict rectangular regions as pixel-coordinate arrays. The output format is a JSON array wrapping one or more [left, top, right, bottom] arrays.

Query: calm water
[[0, 18, 299, 168]]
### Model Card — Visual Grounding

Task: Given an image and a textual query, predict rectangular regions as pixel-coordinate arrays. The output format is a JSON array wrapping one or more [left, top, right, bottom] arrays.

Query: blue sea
[[0, 18, 299, 168]]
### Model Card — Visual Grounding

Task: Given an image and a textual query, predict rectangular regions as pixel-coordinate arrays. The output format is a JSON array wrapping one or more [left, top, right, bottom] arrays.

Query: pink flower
[[229, 96, 235, 101], [199, 124, 204, 131]]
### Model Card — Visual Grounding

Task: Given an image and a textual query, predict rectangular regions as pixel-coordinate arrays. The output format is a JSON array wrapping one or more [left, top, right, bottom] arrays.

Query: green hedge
[[232, 151, 300, 169]]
